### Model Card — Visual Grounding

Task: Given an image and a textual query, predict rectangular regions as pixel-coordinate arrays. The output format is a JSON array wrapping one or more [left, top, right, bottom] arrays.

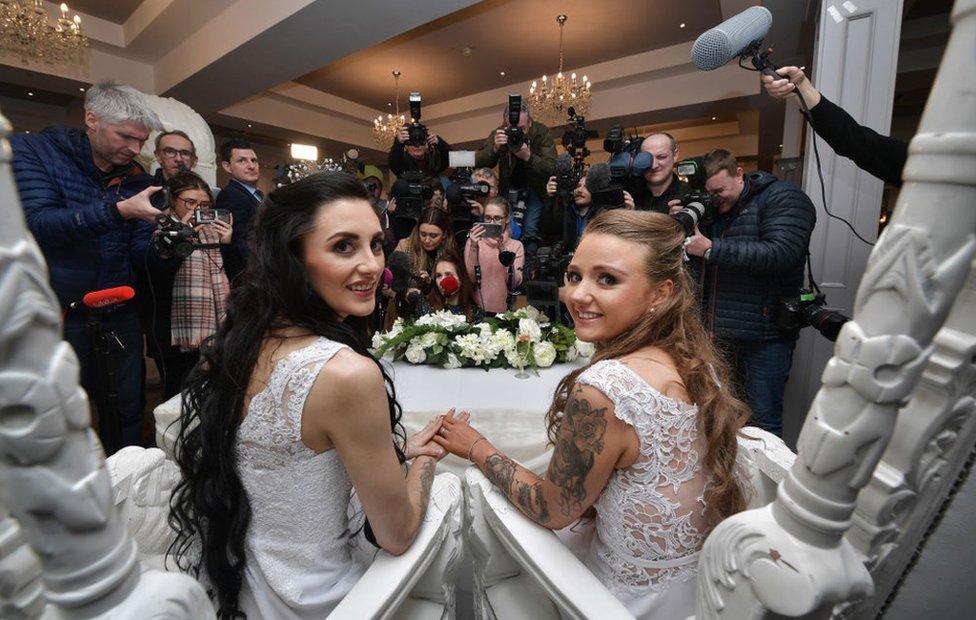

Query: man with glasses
[[153, 130, 198, 184]]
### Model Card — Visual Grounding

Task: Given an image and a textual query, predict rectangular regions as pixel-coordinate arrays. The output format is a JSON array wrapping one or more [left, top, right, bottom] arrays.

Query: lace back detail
[[576, 359, 711, 593]]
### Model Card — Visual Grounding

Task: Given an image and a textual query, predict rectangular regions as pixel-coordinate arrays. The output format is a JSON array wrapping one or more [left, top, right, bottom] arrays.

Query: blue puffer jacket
[[691, 171, 816, 341], [11, 126, 153, 309]]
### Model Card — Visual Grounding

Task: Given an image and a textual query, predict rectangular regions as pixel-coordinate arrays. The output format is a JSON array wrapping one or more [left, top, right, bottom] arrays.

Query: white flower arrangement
[[371, 306, 594, 371]]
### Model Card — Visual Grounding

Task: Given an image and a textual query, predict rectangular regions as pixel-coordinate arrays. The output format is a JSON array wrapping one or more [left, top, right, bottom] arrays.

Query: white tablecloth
[[154, 361, 580, 476]]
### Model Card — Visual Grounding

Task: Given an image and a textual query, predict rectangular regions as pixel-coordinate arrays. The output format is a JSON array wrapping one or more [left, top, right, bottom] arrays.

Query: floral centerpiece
[[371, 306, 595, 371]]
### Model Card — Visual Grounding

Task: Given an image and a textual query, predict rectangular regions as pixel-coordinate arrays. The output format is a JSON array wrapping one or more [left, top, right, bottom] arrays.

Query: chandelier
[[528, 14, 592, 127], [373, 70, 407, 148], [0, 1, 88, 65]]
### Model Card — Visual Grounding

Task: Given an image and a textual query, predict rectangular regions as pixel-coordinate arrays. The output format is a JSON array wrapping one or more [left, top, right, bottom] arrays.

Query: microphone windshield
[[585, 163, 613, 194], [82, 286, 136, 309], [439, 274, 460, 296], [388, 251, 412, 293], [555, 153, 573, 176], [498, 250, 516, 267], [692, 6, 772, 71]]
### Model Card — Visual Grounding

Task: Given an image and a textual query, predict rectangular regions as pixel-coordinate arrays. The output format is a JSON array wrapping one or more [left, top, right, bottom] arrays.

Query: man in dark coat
[[633, 132, 690, 213], [215, 138, 262, 280], [10, 80, 163, 454], [682, 149, 817, 436]]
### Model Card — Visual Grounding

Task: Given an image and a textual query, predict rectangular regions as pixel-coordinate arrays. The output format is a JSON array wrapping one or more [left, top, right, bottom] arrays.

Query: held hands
[[545, 175, 557, 197], [431, 410, 482, 460], [116, 186, 163, 223], [405, 412, 449, 460]]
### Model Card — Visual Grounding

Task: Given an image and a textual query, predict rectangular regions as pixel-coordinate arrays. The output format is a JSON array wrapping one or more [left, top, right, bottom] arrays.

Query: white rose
[[565, 344, 579, 362], [505, 345, 528, 368], [371, 331, 385, 350], [404, 343, 427, 364], [517, 318, 542, 343], [575, 340, 596, 358], [444, 353, 462, 369], [533, 341, 557, 368], [519, 305, 548, 324], [492, 329, 516, 351], [455, 333, 487, 365], [418, 332, 440, 348]]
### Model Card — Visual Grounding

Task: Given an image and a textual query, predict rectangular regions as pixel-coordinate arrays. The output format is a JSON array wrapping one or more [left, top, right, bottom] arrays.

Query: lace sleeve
[[575, 360, 643, 429]]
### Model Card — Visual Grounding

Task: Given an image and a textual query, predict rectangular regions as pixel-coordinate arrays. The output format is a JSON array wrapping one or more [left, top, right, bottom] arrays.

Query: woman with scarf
[[136, 171, 240, 397]]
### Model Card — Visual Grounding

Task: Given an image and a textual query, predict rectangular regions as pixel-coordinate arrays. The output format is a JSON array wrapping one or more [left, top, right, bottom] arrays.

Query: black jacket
[[808, 95, 907, 187], [691, 171, 816, 341], [215, 179, 261, 279], [634, 174, 689, 213], [388, 136, 451, 178]]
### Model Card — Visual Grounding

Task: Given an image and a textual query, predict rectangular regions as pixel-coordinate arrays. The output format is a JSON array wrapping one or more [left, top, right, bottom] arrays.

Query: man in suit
[[215, 138, 261, 279]]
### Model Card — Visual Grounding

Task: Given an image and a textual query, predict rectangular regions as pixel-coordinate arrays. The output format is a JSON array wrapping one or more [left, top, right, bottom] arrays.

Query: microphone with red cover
[[438, 274, 460, 297], [80, 286, 136, 309]]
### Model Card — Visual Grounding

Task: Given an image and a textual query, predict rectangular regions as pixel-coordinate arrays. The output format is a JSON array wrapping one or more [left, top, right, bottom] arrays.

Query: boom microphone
[[498, 251, 516, 268], [585, 163, 613, 194], [692, 6, 773, 71], [388, 251, 412, 294], [80, 286, 136, 309], [439, 274, 460, 296]]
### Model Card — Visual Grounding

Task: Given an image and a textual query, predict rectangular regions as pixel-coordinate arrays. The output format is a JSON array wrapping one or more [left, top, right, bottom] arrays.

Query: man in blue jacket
[[681, 149, 816, 436], [11, 80, 163, 454]]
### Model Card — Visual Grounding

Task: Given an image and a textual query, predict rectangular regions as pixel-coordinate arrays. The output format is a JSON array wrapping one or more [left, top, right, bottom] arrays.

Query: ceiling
[[68, 0, 143, 23], [296, 0, 722, 110]]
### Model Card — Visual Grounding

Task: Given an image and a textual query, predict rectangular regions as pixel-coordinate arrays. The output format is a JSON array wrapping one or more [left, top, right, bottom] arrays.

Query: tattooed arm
[[436, 384, 629, 529]]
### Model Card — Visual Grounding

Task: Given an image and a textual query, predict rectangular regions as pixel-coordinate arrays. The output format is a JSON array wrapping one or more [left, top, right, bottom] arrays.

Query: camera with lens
[[670, 157, 719, 236], [406, 92, 429, 146], [603, 125, 643, 156], [504, 94, 526, 150], [153, 213, 198, 259], [604, 125, 651, 197], [446, 179, 491, 229], [524, 243, 573, 324], [390, 171, 433, 220], [776, 289, 850, 342], [561, 106, 597, 159]]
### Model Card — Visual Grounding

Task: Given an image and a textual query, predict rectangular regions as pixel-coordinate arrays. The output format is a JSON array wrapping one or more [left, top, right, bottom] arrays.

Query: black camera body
[[603, 125, 644, 156], [776, 289, 850, 342], [390, 171, 434, 220], [153, 213, 198, 259], [524, 243, 574, 324], [407, 92, 429, 146], [670, 157, 719, 236], [504, 94, 526, 150], [561, 107, 598, 159]]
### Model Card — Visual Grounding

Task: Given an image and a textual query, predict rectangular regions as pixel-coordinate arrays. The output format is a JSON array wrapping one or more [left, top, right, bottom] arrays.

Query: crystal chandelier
[[0, 1, 88, 65], [373, 70, 407, 149], [528, 14, 592, 127]]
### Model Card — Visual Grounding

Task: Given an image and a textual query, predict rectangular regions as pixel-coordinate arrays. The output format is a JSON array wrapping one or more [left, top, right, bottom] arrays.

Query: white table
[[154, 361, 580, 476]]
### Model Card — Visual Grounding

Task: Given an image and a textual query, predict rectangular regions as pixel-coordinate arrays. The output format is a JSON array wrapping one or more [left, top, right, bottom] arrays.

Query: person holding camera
[[762, 66, 907, 187], [544, 169, 635, 251], [11, 80, 163, 454], [134, 171, 240, 398], [475, 99, 556, 252], [388, 125, 451, 178], [464, 197, 525, 315], [634, 133, 690, 213], [675, 148, 815, 437], [415, 252, 484, 323]]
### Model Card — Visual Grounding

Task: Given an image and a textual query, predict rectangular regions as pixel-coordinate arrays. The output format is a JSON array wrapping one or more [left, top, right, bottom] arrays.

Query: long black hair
[[168, 172, 406, 618]]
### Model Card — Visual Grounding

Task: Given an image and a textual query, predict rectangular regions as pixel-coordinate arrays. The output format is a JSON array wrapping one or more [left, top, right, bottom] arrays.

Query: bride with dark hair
[[168, 172, 448, 619]]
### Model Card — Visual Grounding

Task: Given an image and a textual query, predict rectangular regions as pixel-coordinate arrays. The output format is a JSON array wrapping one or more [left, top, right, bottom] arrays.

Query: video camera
[[562, 106, 597, 160], [604, 125, 651, 196], [390, 171, 433, 220], [671, 157, 719, 236], [524, 243, 574, 324], [152, 213, 221, 259], [504, 94, 526, 150], [406, 92, 429, 146]]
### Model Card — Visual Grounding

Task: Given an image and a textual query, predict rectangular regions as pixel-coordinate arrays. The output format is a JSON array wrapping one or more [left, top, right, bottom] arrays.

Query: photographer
[[388, 125, 451, 178], [545, 167, 635, 251], [134, 171, 239, 398], [464, 197, 524, 315], [634, 133, 690, 212], [11, 80, 163, 454], [360, 165, 396, 254], [763, 66, 906, 187], [475, 99, 556, 251], [677, 149, 815, 436]]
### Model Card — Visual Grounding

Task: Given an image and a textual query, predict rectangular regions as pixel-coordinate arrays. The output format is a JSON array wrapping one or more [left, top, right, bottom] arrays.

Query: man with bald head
[[633, 132, 688, 213]]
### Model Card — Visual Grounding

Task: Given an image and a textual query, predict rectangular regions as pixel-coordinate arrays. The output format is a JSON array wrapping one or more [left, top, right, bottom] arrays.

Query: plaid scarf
[[171, 228, 229, 351]]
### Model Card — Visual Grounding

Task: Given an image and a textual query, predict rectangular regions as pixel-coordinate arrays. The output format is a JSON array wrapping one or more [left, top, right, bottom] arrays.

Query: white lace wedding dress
[[236, 337, 369, 619], [575, 359, 710, 619]]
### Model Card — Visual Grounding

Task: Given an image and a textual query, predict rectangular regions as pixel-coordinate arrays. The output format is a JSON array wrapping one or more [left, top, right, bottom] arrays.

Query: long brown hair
[[427, 251, 478, 319], [545, 210, 749, 530], [403, 207, 457, 274]]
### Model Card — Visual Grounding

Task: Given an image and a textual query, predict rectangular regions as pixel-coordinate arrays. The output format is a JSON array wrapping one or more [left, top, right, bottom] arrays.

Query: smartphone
[[193, 208, 232, 226], [482, 222, 503, 238]]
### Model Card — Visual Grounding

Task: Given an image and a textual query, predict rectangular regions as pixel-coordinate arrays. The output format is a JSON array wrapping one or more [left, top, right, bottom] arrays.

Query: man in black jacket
[[215, 138, 261, 279], [633, 132, 689, 213], [763, 66, 907, 187], [388, 126, 451, 178], [681, 149, 816, 436]]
